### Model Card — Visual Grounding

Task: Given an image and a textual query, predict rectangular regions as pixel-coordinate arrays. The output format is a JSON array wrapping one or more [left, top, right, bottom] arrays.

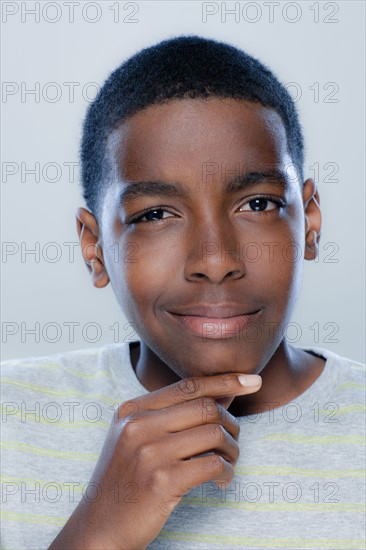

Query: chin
[[168, 340, 264, 378]]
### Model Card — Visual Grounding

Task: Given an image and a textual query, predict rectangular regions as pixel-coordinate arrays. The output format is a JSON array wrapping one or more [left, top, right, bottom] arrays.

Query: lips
[[168, 304, 261, 318], [167, 305, 261, 339]]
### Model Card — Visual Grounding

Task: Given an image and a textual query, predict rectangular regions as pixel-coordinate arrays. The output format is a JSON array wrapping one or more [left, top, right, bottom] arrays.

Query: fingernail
[[238, 374, 262, 387]]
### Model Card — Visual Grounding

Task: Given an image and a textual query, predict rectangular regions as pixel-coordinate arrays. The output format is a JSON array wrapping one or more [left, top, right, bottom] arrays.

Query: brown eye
[[128, 208, 176, 224], [249, 198, 275, 211], [143, 209, 166, 221], [240, 197, 279, 212]]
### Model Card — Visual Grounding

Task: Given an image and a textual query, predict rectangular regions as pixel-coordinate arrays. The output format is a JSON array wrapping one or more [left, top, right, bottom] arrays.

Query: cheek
[[249, 221, 304, 300], [250, 251, 300, 303], [117, 237, 179, 304]]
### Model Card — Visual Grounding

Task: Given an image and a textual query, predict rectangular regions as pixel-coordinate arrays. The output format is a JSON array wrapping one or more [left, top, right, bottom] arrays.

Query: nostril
[[227, 269, 244, 279], [185, 249, 246, 284]]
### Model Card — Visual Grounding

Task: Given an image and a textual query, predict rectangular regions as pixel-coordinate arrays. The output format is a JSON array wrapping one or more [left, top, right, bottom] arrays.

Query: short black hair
[[80, 35, 304, 222]]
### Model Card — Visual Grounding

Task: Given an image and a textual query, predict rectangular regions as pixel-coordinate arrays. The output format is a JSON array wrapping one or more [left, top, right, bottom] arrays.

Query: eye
[[128, 208, 175, 224], [239, 197, 284, 213]]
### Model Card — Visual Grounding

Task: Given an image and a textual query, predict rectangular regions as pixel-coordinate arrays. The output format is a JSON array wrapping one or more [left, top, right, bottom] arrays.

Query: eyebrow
[[118, 180, 188, 207], [227, 170, 290, 193], [118, 170, 290, 207]]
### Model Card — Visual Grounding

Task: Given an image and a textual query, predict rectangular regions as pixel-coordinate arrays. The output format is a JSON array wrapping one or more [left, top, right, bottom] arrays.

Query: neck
[[227, 342, 325, 416], [128, 340, 325, 417]]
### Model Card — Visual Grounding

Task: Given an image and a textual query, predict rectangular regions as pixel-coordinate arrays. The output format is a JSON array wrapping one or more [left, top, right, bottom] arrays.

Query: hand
[[49, 372, 262, 550]]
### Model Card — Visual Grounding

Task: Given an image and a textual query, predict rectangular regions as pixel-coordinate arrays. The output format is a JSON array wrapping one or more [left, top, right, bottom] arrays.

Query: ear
[[302, 178, 322, 261], [75, 207, 110, 288]]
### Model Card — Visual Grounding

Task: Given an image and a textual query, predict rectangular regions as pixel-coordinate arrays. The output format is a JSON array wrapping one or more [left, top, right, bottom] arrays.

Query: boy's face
[[80, 98, 320, 378]]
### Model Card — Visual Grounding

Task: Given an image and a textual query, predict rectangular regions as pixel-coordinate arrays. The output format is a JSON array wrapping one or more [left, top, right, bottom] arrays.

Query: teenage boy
[[1, 36, 365, 550]]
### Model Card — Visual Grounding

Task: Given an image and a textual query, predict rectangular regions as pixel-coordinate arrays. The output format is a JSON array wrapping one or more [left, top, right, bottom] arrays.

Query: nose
[[184, 221, 246, 284]]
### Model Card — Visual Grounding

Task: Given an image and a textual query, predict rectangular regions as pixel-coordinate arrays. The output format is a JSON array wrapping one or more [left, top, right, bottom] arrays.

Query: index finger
[[128, 372, 262, 412]]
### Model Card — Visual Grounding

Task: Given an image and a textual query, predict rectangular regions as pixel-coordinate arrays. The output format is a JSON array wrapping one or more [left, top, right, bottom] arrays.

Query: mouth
[[167, 306, 261, 340]]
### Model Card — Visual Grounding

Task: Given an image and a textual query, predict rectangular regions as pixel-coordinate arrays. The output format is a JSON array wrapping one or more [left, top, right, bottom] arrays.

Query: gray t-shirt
[[1, 343, 365, 549]]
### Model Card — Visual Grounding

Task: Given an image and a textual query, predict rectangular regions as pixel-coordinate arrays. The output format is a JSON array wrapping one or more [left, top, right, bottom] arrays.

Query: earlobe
[[90, 257, 110, 288], [75, 207, 110, 288], [304, 229, 319, 260], [302, 179, 322, 261]]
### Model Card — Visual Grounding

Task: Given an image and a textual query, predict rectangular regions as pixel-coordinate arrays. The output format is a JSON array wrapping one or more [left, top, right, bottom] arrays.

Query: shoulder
[[303, 346, 365, 382], [0, 342, 134, 393], [302, 346, 365, 426]]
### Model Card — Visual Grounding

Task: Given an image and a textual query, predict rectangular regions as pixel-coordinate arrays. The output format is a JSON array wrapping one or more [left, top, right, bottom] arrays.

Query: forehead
[[106, 98, 290, 181]]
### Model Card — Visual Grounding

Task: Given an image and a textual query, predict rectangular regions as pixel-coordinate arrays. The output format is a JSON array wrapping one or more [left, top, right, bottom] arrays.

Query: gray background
[[1, 1, 365, 362]]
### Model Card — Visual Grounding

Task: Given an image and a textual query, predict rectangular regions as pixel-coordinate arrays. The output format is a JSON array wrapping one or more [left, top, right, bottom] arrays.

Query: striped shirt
[[1, 343, 365, 549]]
